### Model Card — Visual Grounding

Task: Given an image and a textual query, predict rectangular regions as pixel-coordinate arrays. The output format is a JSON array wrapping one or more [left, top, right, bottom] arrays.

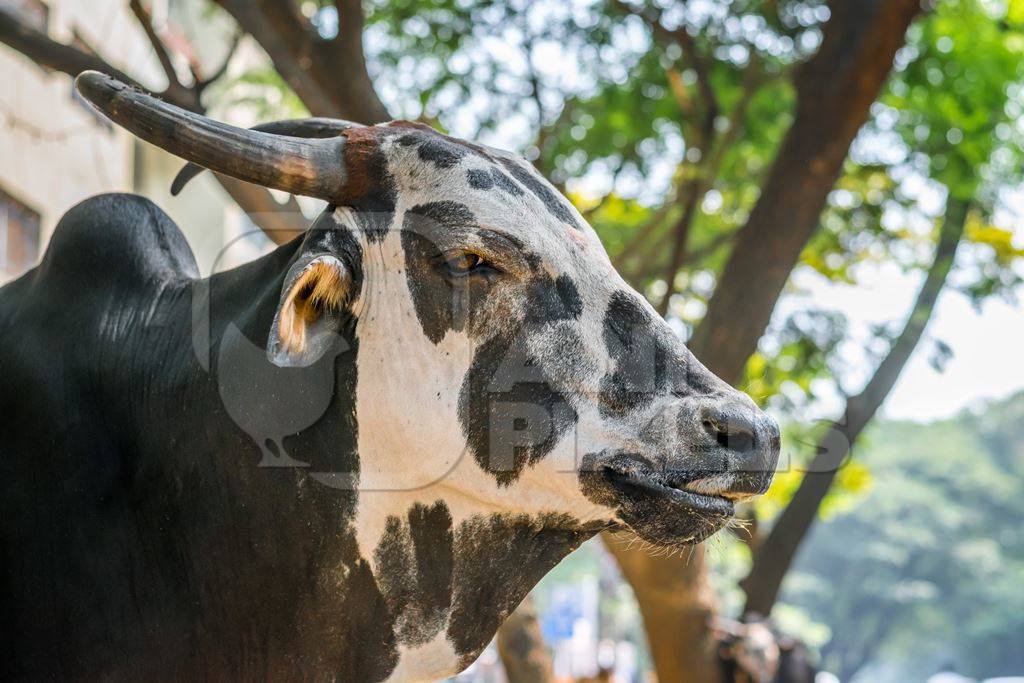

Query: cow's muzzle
[[581, 396, 780, 546]]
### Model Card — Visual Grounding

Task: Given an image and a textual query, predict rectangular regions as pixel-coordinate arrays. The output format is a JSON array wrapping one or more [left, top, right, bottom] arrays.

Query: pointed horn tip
[[74, 70, 124, 105], [170, 172, 187, 196]]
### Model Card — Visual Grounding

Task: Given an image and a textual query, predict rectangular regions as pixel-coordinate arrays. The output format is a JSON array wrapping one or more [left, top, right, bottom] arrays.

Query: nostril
[[722, 428, 755, 453], [700, 409, 757, 454]]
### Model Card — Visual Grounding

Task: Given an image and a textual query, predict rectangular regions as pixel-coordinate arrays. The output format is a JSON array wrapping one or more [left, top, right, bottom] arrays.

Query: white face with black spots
[[271, 122, 780, 549]]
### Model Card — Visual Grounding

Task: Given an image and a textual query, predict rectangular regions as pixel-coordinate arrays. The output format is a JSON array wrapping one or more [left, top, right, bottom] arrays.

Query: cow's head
[[77, 72, 779, 548]]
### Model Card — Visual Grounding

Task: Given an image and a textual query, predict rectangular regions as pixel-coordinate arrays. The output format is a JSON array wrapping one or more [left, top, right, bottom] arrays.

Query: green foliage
[[209, 66, 310, 120], [778, 392, 1024, 681], [884, 0, 1024, 201], [753, 0, 1024, 420]]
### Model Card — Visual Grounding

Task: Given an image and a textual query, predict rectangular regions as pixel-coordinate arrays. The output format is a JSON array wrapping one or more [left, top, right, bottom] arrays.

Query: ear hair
[[269, 256, 351, 367]]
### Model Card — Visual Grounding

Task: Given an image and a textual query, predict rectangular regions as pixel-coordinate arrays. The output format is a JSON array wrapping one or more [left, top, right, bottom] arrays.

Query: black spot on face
[[466, 168, 493, 190], [490, 168, 524, 196], [525, 274, 583, 323], [459, 330, 578, 486], [467, 167, 524, 196], [373, 502, 454, 647], [401, 202, 486, 344], [405, 200, 476, 229], [598, 291, 678, 418], [399, 131, 467, 169], [499, 158, 580, 229]]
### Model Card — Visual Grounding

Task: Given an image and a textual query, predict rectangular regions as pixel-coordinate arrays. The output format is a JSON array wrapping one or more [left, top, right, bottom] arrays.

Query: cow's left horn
[[75, 71, 350, 203]]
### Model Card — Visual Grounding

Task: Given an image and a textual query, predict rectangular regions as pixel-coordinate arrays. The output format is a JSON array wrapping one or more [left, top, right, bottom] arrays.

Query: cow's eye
[[439, 251, 492, 278]]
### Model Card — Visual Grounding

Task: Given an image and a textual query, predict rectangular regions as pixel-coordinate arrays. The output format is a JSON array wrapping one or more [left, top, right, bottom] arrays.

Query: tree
[[741, 0, 1024, 623], [582, 3, 923, 678], [782, 392, 1024, 680], [742, 196, 969, 617]]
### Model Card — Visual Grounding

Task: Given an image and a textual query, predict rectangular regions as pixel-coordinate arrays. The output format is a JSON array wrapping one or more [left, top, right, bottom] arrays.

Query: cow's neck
[[121, 238, 598, 680]]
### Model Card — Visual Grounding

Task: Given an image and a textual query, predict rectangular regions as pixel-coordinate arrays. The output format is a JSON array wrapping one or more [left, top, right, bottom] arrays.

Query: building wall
[[0, 0, 242, 283]]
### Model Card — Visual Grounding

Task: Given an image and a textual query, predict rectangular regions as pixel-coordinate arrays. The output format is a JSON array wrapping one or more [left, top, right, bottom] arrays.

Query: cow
[[0, 71, 780, 682]]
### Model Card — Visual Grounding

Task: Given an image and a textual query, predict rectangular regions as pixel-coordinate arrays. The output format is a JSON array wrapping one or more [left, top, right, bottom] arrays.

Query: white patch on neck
[[385, 632, 461, 682]]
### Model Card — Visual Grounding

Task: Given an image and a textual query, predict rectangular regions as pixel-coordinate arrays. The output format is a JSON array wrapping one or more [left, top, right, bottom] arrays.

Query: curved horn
[[75, 71, 348, 202], [171, 118, 360, 196]]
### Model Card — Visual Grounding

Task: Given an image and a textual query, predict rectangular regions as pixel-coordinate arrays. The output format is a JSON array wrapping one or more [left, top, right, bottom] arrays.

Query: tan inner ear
[[278, 260, 349, 356]]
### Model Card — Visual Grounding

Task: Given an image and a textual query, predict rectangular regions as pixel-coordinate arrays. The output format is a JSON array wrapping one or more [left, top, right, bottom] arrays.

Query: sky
[[800, 261, 1024, 422], [785, 182, 1024, 422]]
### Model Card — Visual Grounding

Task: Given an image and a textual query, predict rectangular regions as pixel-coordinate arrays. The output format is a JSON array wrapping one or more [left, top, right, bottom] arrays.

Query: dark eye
[[440, 251, 491, 278]]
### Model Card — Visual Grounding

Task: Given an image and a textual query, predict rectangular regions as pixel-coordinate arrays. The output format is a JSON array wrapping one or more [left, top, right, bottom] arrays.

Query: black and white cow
[[0, 71, 779, 681]]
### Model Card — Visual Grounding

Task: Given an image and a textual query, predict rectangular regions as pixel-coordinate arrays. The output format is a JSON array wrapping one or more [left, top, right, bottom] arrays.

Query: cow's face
[[268, 122, 780, 548]]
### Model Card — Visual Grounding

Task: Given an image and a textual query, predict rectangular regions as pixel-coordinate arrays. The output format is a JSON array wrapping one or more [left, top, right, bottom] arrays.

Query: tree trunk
[[741, 199, 969, 616], [605, 4, 924, 681], [688, 0, 924, 385], [604, 534, 720, 683], [212, 0, 390, 124]]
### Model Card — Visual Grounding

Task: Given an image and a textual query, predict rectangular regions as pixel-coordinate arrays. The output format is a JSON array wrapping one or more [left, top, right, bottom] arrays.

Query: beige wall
[[0, 0, 246, 281]]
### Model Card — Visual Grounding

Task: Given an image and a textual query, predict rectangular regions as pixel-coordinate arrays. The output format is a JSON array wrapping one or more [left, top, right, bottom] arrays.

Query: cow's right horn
[[171, 118, 361, 196], [75, 71, 350, 203]]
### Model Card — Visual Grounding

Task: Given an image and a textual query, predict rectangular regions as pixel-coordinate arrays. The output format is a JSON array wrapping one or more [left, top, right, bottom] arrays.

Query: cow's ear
[[268, 255, 351, 367]]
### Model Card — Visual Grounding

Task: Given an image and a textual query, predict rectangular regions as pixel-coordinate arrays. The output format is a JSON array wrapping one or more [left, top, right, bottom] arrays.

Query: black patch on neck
[[459, 330, 577, 486], [499, 158, 581, 230], [219, 215, 365, 474], [373, 501, 455, 647], [332, 528, 400, 680], [446, 514, 598, 668]]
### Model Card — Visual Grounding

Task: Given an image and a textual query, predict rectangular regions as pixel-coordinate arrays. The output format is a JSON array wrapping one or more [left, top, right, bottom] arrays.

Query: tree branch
[[740, 199, 970, 616], [688, 0, 925, 385], [0, 4, 308, 243], [656, 179, 705, 315], [0, 7, 140, 88], [196, 28, 243, 92], [613, 0, 719, 143], [334, 0, 366, 45], [623, 224, 737, 287], [655, 67, 761, 314], [129, 0, 179, 89], [214, 175, 309, 246], [613, 194, 677, 274], [213, 0, 390, 123]]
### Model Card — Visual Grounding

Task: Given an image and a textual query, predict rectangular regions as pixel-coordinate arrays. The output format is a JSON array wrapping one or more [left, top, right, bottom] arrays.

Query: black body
[[0, 194, 386, 679]]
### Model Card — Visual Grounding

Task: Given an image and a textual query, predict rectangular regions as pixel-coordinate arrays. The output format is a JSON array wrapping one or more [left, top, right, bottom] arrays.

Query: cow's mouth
[[579, 452, 737, 546], [602, 465, 735, 517]]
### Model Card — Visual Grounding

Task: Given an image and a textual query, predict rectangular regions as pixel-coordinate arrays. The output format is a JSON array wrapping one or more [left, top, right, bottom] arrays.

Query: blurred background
[[1, 1, 1022, 681]]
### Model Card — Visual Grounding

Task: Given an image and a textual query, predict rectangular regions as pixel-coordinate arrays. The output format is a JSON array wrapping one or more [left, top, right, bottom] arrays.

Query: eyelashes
[[436, 250, 501, 280]]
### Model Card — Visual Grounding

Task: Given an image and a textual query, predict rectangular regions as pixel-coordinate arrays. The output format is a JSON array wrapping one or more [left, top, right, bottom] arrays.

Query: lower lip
[[604, 468, 735, 516]]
